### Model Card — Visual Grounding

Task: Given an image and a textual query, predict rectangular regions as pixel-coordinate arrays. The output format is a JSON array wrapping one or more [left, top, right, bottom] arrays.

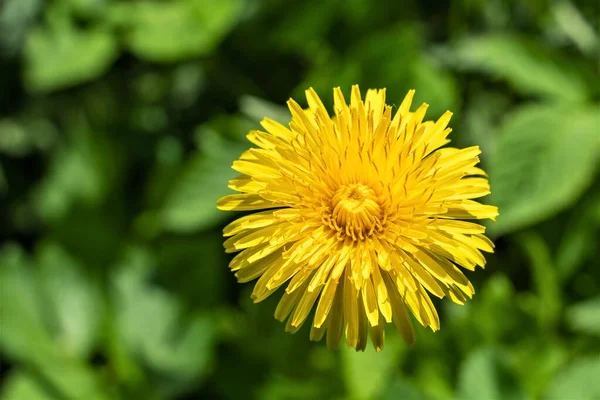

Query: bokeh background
[[1, 0, 599, 399]]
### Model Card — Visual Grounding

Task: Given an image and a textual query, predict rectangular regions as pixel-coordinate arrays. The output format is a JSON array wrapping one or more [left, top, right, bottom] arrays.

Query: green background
[[1, 0, 599, 399]]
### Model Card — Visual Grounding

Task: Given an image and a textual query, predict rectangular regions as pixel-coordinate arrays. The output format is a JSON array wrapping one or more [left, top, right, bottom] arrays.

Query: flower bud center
[[331, 184, 383, 240]]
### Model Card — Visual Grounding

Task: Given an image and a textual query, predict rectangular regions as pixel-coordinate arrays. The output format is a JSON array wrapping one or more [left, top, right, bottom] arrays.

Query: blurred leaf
[[64, 0, 107, 18], [517, 231, 561, 329], [0, 115, 58, 157], [0, 0, 43, 56], [469, 274, 522, 343], [160, 127, 247, 233], [111, 247, 216, 391], [156, 235, 226, 307], [0, 245, 111, 400], [411, 55, 459, 118], [555, 193, 600, 279], [0, 245, 56, 363], [0, 162, 7, 195], [488, 104, 600, 236], [352, 25, 421, 102], [24, 24, 117, 92], [381, 377, 430, 400], [33, 356, 112, 400], [341, 336, 403, 400], [0, 119, 31, 156], [566, 296, 600, 336], [258, 375, 323, 400], [458, 347, 528, 400], [450, 34, 589, 103], [544, 356, 600, 399], [0, 118, 58, 156], [0, 371, 56, 400], [296, 25, 420, 102], [239, 95, 291, 125], [111, 0, 243, 63], [462, 91, 511, 156], [37, 242, 103, 358], [551, 1, 599, 56], [413, 356, 455, 400], [270, 0, 339, 55], [32, 120, 117, 221], [508, 339, 569, 399]]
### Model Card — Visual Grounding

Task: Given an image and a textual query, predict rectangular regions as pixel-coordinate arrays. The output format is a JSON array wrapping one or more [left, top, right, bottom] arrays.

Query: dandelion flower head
[[217, 85, 498, 351]]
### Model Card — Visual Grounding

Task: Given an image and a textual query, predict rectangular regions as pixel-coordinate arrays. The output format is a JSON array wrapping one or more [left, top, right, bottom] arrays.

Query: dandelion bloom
[[217, 86, 498, 351]]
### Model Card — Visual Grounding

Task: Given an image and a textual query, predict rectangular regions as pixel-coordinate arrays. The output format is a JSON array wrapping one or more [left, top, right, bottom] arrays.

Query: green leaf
[[0, 162, 7, 195], [516, 231, 561, 329], [488, 104, 600, 236], [36, 242, 103, 358], [450, 34, 589, 103], [414, 357, 455, 400], [544, 356, 600, 399], [111, 247, 216, 388], [24, 25, 117, 92], [555, 193, 600, 279], [508, 340, 568, 399], [33, 356, 112, 400], [1, 371, 57, 400], [411, 55, 459, 118], [296, 25, 420, 102], [341, 335, 403, 400], [64, 0, 107, 18], [111, 0, 242, 63], [32, 119, 117, 221], [0, 245, 111, 400], [258, 375, 324, 400], [160, 127, 248, 233], [156, 235, 226, 307], [566, 296, 600, 336], [239, 95, 291, 126], [0, 118, 58, 157], [467, 274, 522, 343], [0, 245, 56, 363], [0, 0, 44, 56], [381, 377, 430, 400], [458, 347, 528, 400]]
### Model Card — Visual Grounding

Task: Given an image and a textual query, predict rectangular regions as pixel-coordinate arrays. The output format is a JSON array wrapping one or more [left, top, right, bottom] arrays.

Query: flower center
[[330, 183, 384, 240]]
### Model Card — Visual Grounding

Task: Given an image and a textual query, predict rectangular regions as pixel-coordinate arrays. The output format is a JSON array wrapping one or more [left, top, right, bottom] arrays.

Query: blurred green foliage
[[1, 0, 599, 399]]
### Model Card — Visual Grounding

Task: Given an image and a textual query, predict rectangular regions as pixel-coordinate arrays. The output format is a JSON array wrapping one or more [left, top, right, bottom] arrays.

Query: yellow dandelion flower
[[217, 85, 498, 351]]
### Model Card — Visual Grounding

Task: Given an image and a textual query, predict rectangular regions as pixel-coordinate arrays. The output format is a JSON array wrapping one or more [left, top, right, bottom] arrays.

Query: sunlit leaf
[[488, 104, 600, 236], [110, 0, 243, 62], [36, 242, 103, 358], [450, 34, 589, 103], [458, 347, 528, 400], [509, 339, 569, 399], [32, 120, 117, 221], [0, 245, 111, 400], [1, 371, 57, 400], [24, 24, 117, 92], [566, 297, 600, 336], [381, 377, 430, 400], [341, 336, 403, 400], [0, 245, 55, 363], [111, 247, 216, 394], [545, 356, 600, 399], [239, 95, 290, 125]]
